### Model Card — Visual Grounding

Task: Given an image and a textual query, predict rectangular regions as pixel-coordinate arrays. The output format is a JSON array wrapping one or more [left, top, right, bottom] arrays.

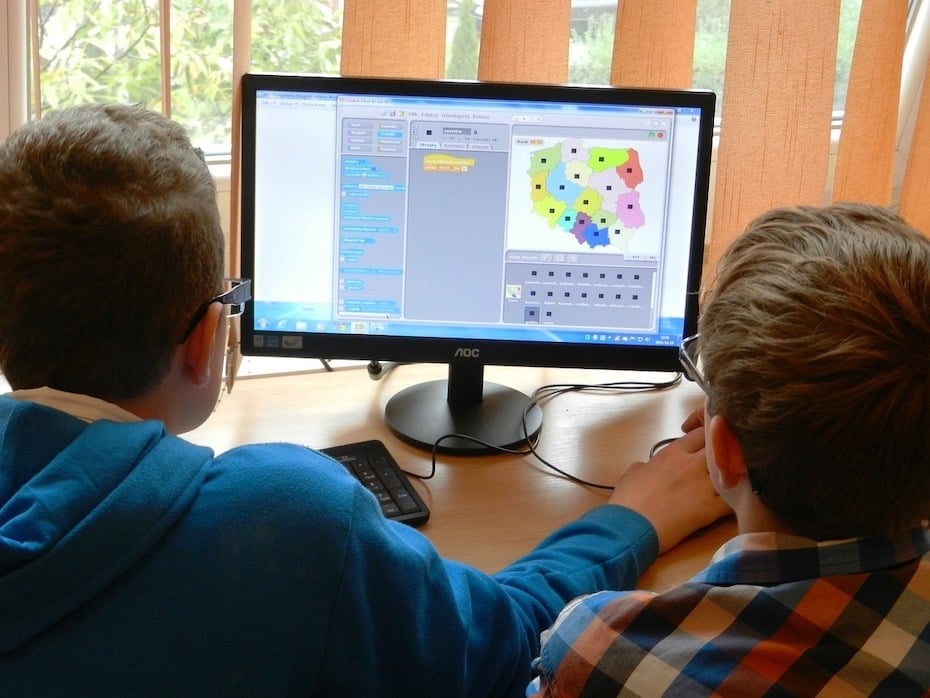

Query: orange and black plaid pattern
[[530, 530, 930, 697]]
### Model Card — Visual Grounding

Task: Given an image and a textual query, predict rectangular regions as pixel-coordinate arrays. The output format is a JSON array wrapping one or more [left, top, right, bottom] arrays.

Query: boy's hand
[[607, 405, 732, 553]]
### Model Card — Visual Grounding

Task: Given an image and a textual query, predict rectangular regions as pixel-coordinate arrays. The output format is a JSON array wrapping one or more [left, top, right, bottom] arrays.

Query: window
[[29, 0, 340, 155], [4, 0, 927, 238], [19, 0, 888, 156]]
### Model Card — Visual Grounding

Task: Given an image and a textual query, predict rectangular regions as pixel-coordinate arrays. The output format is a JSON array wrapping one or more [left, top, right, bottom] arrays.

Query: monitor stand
[[384, 360, 543, 455]]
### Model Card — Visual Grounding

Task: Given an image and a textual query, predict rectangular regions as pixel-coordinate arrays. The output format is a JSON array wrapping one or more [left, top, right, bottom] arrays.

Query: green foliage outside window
[[36, 0, 341, 152], [446, 0, 479, 80], [568, 12, 616, 86]]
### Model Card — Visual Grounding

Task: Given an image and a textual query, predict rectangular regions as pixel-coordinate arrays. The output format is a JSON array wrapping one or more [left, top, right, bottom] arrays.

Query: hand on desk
[[608, 405, 732, 554]]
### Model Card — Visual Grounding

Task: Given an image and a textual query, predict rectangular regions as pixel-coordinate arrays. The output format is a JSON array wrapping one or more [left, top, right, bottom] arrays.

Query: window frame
[[1, 0, 28, 140]]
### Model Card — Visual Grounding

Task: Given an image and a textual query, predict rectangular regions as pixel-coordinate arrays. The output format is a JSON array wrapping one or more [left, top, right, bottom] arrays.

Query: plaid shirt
[[529, 528, 930, 697]]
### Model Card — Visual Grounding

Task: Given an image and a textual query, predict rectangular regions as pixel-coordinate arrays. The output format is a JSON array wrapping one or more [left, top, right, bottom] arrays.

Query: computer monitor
[[239, 73, 715, 454]]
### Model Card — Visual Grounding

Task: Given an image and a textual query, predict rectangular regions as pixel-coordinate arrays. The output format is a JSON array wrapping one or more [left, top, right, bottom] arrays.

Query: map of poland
[[529, 138, 645, 249]]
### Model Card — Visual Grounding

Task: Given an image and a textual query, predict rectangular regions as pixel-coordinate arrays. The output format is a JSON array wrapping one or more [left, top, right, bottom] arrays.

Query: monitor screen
[[239, 73, 715, 453]]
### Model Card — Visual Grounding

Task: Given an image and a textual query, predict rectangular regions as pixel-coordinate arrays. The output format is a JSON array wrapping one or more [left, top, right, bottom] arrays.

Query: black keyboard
[[322, 439, 430, 527]]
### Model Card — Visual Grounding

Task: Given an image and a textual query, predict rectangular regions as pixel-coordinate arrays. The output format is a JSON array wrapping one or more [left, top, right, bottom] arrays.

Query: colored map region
[[529, 139, 645, 249]]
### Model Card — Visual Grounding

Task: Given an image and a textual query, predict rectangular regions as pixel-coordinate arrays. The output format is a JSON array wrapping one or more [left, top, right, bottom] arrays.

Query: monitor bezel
[[238, 72, 715, 375]]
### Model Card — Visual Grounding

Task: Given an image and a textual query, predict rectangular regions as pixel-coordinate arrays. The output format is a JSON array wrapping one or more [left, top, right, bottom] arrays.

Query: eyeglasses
[[679, 333, 708, 393], [179, 277, 252, 343]]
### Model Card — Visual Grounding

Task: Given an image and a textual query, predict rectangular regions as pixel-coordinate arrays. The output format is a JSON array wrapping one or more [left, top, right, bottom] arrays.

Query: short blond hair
[[700, 203, 930, 539]]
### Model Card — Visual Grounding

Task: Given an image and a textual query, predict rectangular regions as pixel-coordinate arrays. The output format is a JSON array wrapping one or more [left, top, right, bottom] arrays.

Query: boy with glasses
[[529, 203, 930, 696], [0, 104, 728, 696]]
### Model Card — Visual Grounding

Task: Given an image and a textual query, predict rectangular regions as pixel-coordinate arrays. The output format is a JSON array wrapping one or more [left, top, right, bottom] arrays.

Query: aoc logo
[[453, 347, 480, 358]]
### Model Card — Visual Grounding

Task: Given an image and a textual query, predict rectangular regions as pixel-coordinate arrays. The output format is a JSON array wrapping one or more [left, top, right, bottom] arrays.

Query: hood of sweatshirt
[[0, 396, 212, 652]]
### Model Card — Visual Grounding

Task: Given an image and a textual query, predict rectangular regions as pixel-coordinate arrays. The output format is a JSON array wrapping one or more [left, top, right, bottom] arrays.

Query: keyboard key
[[321, 440, 430, 527]]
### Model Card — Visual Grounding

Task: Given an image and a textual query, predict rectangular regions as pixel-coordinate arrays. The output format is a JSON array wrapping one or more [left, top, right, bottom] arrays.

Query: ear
[[708, 414, 749, 490], [181, 302, 224, 387]]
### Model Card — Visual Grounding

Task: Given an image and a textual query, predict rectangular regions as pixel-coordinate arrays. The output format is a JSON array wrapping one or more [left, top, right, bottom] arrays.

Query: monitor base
[[385, 379, 543, 455]]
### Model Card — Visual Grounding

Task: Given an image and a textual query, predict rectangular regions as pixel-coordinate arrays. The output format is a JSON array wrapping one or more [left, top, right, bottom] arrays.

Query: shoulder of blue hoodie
[[0, 395, 658, 698]]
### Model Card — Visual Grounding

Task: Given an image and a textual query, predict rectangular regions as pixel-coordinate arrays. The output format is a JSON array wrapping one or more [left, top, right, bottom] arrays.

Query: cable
[[402, 372, 685, 489], [521, 374, 683, 489], [648, 436, 680, 458], [367, 360, 404, 381]]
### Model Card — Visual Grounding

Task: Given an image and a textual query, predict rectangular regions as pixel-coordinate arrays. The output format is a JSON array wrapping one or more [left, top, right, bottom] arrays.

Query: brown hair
[[0, 103, 224, 400], [700, 203, 930, 539]]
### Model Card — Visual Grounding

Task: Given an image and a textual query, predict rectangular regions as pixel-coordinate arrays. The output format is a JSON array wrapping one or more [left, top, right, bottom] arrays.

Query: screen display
[[239, 74, 714, 375]]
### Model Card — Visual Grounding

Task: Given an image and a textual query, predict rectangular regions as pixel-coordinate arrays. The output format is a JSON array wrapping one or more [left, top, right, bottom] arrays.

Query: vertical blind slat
[[477, 0, 571, 83], [227, 0, 252, 380], [610, 0, 697, 89], [159, 0, 171, 116], [229, 0, 251, 277], [832, 0, 907, 205], [28, 0, 40, 120], [340, 0, 446, 79], [0, 1, 29, 137], [708, 0, 841, 268], [899, 48, 930, 233]]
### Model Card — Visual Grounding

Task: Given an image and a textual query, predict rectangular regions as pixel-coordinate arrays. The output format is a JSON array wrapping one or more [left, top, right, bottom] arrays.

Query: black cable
[[520, 374, 683, 489], [402, 372, 685, 489], [648, 436, 680, 458], [367, 360, 404, 381]]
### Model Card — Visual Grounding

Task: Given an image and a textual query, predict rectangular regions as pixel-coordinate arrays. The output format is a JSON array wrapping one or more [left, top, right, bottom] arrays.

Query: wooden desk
[[186, 362, 737, 590]]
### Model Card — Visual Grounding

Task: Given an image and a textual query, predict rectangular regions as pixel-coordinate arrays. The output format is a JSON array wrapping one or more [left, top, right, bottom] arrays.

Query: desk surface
[[187, 362, 737, 590]]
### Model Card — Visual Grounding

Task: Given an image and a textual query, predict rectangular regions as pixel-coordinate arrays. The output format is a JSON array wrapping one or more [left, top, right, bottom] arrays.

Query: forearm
[[493, 504, 658, 630]]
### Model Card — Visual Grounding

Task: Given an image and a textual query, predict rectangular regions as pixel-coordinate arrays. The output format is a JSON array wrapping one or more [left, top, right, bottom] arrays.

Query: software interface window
[[250, 89, 703, 349]]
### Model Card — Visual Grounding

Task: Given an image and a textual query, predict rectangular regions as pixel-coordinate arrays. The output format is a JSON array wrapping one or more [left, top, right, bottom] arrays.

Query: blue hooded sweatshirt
[[0, 395, 658, 697]]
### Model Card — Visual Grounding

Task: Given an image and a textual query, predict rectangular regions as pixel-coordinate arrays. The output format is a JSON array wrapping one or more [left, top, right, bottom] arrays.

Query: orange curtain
[[225, 0, 929, 261], [610, 0, 697, 89], [340, 0, 447, 79], [709, 1, 841, 266], [832, 0, 907, 205], [477, 0, 571, 83]]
